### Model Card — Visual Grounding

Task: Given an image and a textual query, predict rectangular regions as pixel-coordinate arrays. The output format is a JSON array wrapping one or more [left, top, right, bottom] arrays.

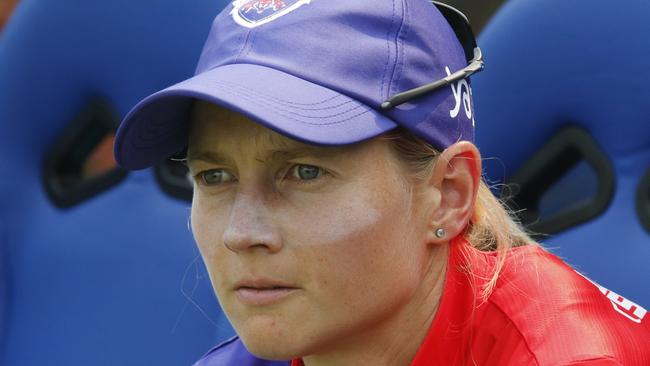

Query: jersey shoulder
[[482, 245, 650, 366], [193, 336, 291, 366]]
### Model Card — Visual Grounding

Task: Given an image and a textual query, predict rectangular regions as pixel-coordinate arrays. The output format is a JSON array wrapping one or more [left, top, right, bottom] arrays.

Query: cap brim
[[114, 63, 398, 170]]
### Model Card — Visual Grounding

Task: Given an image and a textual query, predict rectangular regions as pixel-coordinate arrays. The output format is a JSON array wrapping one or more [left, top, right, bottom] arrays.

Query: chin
[[240, 336, 304, 361], [232, 317, 304, 360]]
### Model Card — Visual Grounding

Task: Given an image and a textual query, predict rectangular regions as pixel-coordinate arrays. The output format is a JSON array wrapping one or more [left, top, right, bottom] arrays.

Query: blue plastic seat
[[473, 0, 650, 306], [0, 1, 234, 365]]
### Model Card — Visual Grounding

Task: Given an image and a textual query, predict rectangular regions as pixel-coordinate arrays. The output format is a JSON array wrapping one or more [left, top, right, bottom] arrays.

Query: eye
[[199, 169, 235, 185], [290, 164, 323, 181]]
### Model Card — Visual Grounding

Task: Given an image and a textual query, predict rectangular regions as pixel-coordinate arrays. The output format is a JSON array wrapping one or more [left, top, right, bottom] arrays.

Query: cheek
[[304, 196, 382, 245], [279, 192, 426, 351], [287, 184, 424, 310], [190, 198, 238, 311], [283, 180, 415, 254], [190, 194, 227, 256]]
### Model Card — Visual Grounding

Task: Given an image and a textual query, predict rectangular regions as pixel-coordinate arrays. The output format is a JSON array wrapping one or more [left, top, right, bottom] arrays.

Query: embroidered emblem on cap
[[231, 0, 312, 28]]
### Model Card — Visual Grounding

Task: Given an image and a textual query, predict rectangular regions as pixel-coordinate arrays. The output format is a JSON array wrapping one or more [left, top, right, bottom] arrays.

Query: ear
[[425, 141, 481, 244]]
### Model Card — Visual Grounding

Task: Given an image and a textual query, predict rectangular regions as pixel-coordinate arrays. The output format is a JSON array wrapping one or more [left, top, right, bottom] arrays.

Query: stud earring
[[435, 228, 446, 238]]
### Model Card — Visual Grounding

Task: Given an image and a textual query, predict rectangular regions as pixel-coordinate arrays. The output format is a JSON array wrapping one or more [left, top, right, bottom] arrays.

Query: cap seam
[[380, 0, 398, 100], [391, 0, 410, 96], [386, 0, 408, 97], [234, 29, 253, 62], [240, 26, 258, 59]]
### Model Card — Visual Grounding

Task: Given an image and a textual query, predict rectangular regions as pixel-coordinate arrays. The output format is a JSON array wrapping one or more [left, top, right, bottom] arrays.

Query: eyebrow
[[186, 151, 234, 165], [268, 146, 347, 162], [186, 145, 349, 165]]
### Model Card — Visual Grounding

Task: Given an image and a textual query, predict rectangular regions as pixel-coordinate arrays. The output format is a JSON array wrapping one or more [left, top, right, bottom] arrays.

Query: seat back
[[473, 0, 650, 305], [0, 1, 233, 364]]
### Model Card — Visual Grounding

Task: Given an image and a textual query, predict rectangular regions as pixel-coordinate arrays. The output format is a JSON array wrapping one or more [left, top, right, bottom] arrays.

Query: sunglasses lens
[[433, 2, 478, 63]]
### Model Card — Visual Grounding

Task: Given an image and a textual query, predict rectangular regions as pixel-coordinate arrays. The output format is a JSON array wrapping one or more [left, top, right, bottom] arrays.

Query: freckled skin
[[188, 101, 448, 366]]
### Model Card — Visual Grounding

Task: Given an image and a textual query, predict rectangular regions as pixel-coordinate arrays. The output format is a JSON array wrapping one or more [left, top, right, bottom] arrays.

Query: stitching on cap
[[215, 79, 345, 108], [241, 27, 258, 59], [392, 0, 410, 94], [220, 85, 371, 125], [235, 29, 253, 62], [210, 82, 372, 125], [212, 81, 367, 119], [387, 0, 407, 95], [215, 81, 356, 112], [380, 0, 397, 99]]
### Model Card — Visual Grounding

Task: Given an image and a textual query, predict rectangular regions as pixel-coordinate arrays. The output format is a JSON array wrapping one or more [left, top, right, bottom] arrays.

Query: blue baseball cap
[[114, 0, 480, 170]]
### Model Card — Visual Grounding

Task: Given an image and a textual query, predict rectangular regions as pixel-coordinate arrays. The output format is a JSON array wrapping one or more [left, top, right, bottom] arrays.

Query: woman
[[114, 1, 650, 365]]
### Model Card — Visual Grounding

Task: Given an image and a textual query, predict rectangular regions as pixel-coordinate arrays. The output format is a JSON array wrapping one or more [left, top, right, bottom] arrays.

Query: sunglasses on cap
[[381, 1, 484, 110]]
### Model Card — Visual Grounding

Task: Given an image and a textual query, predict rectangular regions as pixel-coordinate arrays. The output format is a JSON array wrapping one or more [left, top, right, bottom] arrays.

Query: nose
[[222, 192, 283, 254]]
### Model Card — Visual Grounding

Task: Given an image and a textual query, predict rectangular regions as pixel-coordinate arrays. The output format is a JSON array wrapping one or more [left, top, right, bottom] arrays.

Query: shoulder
[[479, 245, 650, 365], [193, 336, 291, 366]]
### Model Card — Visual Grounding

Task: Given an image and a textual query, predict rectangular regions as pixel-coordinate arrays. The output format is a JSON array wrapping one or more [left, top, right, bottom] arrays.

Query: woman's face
[[188, 102, 438, 360]]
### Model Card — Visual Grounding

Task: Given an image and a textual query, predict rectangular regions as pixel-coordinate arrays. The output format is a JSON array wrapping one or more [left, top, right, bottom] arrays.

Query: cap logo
[[231, 0, 312, 28], [446, 66, 475, 127]]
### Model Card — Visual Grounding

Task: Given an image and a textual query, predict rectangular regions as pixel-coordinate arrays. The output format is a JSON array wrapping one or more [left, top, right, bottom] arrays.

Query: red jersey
[[292, 238, 650, 365]]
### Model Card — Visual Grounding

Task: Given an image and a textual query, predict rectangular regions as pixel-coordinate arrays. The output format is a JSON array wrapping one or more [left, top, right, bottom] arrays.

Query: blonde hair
[[383, 128, 534, 298]]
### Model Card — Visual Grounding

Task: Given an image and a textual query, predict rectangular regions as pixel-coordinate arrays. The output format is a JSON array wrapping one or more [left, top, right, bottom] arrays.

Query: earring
[[435, 228, 446, 238]]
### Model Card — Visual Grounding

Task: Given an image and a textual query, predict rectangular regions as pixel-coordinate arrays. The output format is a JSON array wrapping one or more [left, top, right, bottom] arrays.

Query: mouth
[[233, 280, 300, 306]]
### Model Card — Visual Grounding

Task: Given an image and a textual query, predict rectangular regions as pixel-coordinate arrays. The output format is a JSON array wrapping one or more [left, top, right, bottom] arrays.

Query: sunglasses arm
[[380, 47, 484, 111]]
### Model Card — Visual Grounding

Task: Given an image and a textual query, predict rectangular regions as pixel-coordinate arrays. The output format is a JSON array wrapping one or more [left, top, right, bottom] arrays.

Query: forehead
[[189, 100, 292, 148]]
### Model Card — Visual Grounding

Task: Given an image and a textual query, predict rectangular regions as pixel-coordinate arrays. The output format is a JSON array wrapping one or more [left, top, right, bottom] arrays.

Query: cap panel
[[195, 8, 251, 74], [196, 1, 404, 109]]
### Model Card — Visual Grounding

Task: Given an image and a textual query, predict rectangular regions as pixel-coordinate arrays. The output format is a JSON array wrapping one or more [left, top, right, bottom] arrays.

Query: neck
[[302, 243, 449, 366]]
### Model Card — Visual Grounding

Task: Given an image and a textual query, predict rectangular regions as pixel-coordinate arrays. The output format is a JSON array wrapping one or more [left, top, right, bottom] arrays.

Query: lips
[[233, 279, 300, 306]]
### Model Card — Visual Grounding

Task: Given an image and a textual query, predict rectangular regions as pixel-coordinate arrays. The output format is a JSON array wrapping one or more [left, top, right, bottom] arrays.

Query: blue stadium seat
[[0, 1, 234, 365], [473, 0, 650, 306]]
